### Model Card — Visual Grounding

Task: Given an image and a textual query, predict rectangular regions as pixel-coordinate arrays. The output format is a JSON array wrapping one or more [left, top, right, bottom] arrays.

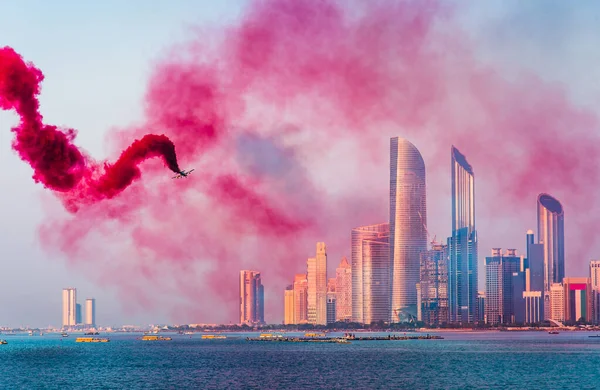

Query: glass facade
[[389, 138, 427, 322], [484, 249, 520, 325], [419, 244, 449, 326], [362, 237, 391, 324], [537, 194, 565, 292], [449, 146, 478, 324], [239, 270, 264, 325], [351, 223, 390, 323]]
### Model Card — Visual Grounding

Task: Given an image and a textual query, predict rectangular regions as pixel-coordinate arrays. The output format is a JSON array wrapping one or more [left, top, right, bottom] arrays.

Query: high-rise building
[[563, 277, 592, 323], [549, 283, 565, 322], [590, 261, 600, 324], [389, 137, 427, 322], [284, 286, 295, 325], [351, 223, 390, 324], [293, 274, 308, 324], [62, 288, 76, 327], [239, 270, 264, 325], [449, 146, 478, 324], [537, 193, 564, 319], [524, 230, 545, 321], [335, 257, 352, 322], [512, 272, 526, 324], [524, 291, 542, 323], [85, 298, 96, 328], [327, 278, 336, 325], [307, 242, 328, 325], [76, 303, 82, 325], [476, 292, 485, 323], [485, 249, 521, 325], [419, 243, 449, 326]]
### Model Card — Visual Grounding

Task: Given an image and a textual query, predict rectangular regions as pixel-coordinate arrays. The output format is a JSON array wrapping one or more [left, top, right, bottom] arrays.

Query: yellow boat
[[141, 335, 172, 341], [304, 333, 326, 337], [76, 337, 109, 343], [201, 335, 226, 339]]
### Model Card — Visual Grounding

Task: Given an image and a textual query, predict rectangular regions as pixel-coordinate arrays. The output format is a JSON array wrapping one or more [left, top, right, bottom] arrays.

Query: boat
[[201, 335, 226, 339], [140, 335, 172, 341], [589, 335, 600, 338], [76, 337, 109, 343], [84, 332, 99, 335], [304, 333, 326, 338], [548, 331, 559, 334], [0, 340, 7, 345], [61, 333, 69, 337]]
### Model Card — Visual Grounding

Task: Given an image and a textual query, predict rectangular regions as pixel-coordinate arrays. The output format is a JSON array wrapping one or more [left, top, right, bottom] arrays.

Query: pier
[[246, 334, 443, 343]]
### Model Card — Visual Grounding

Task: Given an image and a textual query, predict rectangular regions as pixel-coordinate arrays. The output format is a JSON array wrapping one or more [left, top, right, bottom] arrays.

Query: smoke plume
[[2, 0, 598, 323]]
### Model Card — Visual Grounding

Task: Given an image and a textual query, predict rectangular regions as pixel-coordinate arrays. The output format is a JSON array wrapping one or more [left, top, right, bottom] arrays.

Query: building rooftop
[[451, 146, 473, 175], [538, 193, 563, 215]]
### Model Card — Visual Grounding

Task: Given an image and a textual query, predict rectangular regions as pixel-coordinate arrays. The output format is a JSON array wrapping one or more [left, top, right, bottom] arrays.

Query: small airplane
[[172, 169, 195, 179]]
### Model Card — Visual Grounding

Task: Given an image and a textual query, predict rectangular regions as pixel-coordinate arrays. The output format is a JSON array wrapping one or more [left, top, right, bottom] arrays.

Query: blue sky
[[1, 0, 600, 327]]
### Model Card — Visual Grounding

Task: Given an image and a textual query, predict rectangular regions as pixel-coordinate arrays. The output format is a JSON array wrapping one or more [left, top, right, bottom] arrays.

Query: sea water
[[1, 331, 599, 389]]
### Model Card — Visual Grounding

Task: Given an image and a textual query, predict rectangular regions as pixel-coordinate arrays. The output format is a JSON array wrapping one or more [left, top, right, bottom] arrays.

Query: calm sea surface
[[2, 331, 600, 389]]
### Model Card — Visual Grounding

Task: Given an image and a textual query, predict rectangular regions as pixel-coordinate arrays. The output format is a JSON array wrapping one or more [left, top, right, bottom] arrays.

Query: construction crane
[[417, 211, 437, 246]]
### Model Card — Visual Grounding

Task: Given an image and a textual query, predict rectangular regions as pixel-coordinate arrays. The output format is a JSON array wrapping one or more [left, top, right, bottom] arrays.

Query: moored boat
[[140, 335, 172, 341], [76, 337, 109, 343]]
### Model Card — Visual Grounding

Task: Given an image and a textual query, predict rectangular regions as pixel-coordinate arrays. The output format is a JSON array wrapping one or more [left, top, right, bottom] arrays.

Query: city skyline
[[2, 0, 600, 327]]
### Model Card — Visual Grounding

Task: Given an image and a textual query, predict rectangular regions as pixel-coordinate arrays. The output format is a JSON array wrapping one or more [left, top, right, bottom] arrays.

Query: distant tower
[[239, 270, 264, 325], [449, 146, 478, 324], [335, 257, 352, 322], [76, 304, 82, 325], [85, 299, 96, 328], [307, 242, 327, 325], [537, 194, 565, 290], [389, 138, 427, 322], [62, 288, 76, 327], [326, 278, 337, 325], [284, 286, 295, 325], [293, 274, 308, 324], [352, 223, 390, 324], [537, 193, 564, 320]]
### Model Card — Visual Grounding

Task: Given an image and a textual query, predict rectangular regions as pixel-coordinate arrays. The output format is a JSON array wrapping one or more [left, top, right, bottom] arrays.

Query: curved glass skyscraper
[[389, 138, 427, 322], [537, 193, 565, 291], [449, 146, 478, 323]]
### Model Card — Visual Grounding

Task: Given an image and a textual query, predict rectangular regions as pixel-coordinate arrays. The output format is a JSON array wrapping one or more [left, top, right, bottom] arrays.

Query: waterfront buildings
[[389, 137, 427, 322], [476, 292, 485, 323], [327, 278, 336, 325], [484, 249, 521, 325], [62, 288, 76, 327], [549, 283, 565, 322], [84, 299, 95, 328], [335, 257, 352, 322], [293, 274, 308, 324], [448, 146, 478, 324], [307, 242, 328, 325], [563, 277, 592, 323], [524, 291, 543, 323], [537, 194, 565, 319], [76, 303, 82, 325], [351, 223, 390, 324], [284, 286, 295, 325], [418, 243, 449, 326], [590, 261, 600, 323], [239, 270, 264, 325], [525, 230, 545, 321]]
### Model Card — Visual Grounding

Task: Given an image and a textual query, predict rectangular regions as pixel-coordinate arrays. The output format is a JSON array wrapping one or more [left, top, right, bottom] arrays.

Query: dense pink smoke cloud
[[33, 0, 600, 323]]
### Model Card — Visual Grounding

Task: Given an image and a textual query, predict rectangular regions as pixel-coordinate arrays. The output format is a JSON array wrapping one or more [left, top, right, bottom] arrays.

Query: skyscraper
[[485, 249, 520, 325], [307, 242, 327, 325], [239, 270, 264, 325], [449, 146, 477, 324], [335, 257, 352, 322], [537, 193, 564, 319], [326, 278, 336, 325], [419, 243, 449, 326], [549, 283, 565, 322], [525, 230, 544, 320], [351, 223, 390, 324], [62, 288, 76, 327], [76, 303, 82, 325], [293, 274, 308, 324], [284, 286, 295, 325], [563, 277, 592, 323], [85, 298, 96, 328], [389, 137, 427, 322], [590, 260, 600, 324]]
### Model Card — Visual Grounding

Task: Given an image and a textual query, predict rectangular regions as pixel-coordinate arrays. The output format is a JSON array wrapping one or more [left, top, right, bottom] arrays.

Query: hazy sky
[[1, 0, 600, 328]]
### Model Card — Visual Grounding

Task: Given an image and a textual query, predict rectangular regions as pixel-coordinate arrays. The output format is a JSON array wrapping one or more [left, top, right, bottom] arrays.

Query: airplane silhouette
[[172, 169, 195, 179]]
